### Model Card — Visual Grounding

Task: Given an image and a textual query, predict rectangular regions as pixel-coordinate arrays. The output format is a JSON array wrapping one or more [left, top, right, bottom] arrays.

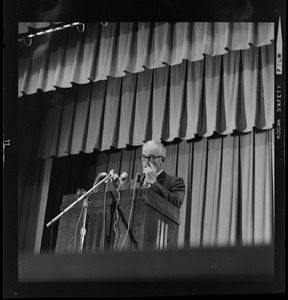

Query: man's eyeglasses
[[139, 154, 164, 163]]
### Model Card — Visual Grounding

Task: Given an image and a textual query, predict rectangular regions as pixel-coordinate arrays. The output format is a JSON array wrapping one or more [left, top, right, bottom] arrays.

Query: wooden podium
[[55, 188, 180, 254]]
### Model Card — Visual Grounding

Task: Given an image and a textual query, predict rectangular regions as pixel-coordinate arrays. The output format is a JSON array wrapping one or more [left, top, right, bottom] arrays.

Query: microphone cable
[[73, 200, 85, 253], [119, 173, 139, 251], [112, 186, 121, 251], [102, 178, 110, 252]]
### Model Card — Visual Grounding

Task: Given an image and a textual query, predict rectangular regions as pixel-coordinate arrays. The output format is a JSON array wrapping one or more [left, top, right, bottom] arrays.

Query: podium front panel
[[55, 189, 180, 253]]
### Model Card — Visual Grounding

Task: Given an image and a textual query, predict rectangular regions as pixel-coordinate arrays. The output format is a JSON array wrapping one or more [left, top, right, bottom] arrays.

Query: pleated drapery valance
[[18, 22, 274, 97], [38, 42, 274, 158]]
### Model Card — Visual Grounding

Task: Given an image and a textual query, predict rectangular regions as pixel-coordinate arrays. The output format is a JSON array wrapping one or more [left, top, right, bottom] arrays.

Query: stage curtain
[[90, 130, 274, 247], [18, 22, 274, 97], [18, 95, 53, 254], [40, 129, 274, 250], [17, 22, 275, 253], [37, 42, 274, 158], [104, 129, 274, 247]]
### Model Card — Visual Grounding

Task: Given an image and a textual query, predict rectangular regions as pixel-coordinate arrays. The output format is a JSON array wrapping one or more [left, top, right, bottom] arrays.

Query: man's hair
[[143, 140, 166, 158]]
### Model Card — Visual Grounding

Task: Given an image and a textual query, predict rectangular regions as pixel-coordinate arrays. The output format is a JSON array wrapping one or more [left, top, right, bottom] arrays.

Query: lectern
[[55, 188, 180, 253]]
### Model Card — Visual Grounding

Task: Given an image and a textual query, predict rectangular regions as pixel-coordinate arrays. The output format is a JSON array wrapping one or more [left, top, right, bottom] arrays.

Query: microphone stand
[[46, 173, 112, 228], [79, 197, 89, 253]]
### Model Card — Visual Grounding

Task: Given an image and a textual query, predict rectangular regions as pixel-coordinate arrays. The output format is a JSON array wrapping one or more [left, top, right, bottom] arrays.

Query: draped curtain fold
[[18, 22, 274, 97], [38, 42, 274, 158], [176, 130, 274, 247]]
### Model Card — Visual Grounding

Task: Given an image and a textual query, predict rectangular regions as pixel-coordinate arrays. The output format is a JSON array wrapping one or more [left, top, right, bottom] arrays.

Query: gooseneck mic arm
[[45, 170, 114, 228]]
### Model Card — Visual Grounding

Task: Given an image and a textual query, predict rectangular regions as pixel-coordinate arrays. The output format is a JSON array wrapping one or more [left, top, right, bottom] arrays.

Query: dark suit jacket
[[131, 171, 185, 209]]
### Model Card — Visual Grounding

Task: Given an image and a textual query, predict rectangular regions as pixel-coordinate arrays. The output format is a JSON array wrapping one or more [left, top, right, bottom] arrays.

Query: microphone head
[[112, 173, 119, 181], [98, 172, 107, 179], [120, 171, 128, 180], [108, 169, 115, 177]]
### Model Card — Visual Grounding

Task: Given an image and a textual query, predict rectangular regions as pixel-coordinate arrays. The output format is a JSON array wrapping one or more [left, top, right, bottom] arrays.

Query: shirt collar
[[157, 169, 164, 177]]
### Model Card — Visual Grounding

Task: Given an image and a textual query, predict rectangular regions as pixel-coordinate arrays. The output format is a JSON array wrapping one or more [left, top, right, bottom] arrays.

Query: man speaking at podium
[[138, 140, 185, 209]]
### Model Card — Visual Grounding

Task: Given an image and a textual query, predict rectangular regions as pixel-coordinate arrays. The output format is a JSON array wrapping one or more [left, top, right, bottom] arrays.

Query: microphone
[[120, 171, 129, 181], [134, 172, 142, 188], [112, 171, 128, 189], [107, 169, 115, 180], [93, 172, 108, 193], [93, 172, 107, 186], [98, 172, 108, 179]]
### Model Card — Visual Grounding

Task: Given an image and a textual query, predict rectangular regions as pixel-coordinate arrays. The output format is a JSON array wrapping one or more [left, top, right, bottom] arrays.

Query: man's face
[[141, 144, 164, 173]]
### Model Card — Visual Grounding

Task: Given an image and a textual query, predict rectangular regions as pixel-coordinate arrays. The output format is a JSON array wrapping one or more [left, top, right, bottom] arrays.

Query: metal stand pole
[[79, 198, 89, 253], [46, 170, 115, 228]]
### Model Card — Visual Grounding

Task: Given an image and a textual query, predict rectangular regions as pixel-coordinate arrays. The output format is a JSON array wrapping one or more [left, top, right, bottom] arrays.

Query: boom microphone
[[98, 172, 108, 179], [93, 172, 108, 192], [93, 172, 107, 186]]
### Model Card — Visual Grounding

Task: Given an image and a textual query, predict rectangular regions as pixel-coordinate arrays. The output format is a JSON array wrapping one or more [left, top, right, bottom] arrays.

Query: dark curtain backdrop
[[18, 94, 50, 253]]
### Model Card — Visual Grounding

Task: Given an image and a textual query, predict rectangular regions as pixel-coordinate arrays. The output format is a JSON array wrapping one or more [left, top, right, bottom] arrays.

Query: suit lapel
[[139, 175, 146, 187], [156, 171, 166, 185]]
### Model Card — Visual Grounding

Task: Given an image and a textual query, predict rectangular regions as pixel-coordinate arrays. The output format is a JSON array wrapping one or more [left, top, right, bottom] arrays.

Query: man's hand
[[143, 162, 157, 184]]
